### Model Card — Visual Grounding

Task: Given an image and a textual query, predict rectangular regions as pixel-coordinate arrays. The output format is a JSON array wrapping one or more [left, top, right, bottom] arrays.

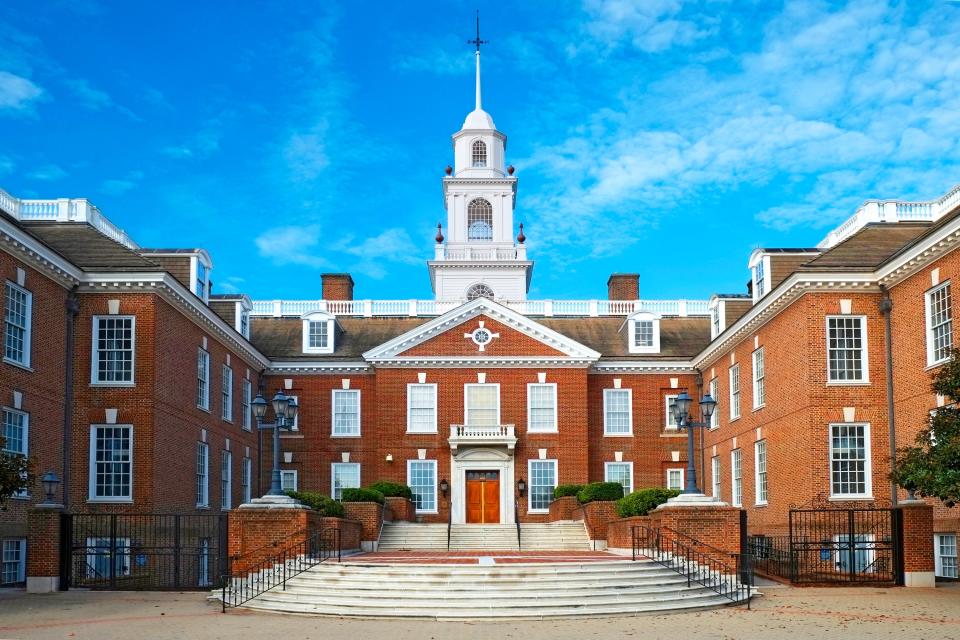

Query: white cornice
[[267, 361, 372, 374], [0, 218, 83, 287], [590, 360, 697, 374], [370, 357, 595, 368], [876, 224, 960, 287]]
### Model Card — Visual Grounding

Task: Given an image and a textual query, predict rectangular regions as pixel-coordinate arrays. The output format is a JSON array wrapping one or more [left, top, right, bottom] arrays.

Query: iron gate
[[61, 513, 228, 590]]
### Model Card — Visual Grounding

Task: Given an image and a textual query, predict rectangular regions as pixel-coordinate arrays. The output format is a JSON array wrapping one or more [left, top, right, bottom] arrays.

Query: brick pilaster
[[899, 500, 935, 587], [26, 505, 63, 593]]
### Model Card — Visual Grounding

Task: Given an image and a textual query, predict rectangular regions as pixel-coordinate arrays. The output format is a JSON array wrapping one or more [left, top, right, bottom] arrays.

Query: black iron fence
[[62, 513, 228, 591]]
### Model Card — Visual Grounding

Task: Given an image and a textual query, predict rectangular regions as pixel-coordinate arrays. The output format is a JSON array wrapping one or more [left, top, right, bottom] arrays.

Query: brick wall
[[572, 501, 618, 540], [607, 274, 639, 300], [385, 497, 416, 522], [321, 274, 354, 301], [342, 501, 383, 542], [649, 504, 742, 561], [548, 496, 579, 521], [227, 507, 313, 574], [607, 515, 651, 549]]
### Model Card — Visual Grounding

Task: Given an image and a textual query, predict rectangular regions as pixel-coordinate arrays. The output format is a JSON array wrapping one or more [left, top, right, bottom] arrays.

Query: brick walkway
[[345, 550, 630, 564]]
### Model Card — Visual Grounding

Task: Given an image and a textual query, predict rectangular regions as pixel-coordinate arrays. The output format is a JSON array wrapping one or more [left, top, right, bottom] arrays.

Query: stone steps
[[378, 522, 591, 551]]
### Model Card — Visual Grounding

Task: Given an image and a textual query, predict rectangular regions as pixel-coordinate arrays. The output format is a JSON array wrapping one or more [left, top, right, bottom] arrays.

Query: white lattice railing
[[448, 424, 517, 452], [250, 298, 710, 318]]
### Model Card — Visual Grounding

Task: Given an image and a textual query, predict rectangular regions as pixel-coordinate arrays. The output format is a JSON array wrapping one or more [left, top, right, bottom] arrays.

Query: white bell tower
[[428, 18, 533, 303]]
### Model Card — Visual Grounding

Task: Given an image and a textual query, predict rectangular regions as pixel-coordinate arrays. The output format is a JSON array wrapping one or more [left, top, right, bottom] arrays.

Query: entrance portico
[[450, 447, 515, 525]]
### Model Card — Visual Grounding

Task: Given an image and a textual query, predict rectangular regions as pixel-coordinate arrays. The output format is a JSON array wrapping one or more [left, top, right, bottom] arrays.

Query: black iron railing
[[746, 535, 792, 580], [514, 499, 521, 550], [220, 527, 340, 612], [447, 500, 453, 551], [632, 525, 753, 609]]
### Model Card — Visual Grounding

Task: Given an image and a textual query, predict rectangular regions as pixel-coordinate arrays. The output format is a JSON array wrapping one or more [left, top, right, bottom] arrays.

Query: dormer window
[[302, 312, 336, 354], [755, 260, 766, 297], [467, 198, 493, 241], [749, 251, 770, 303], [191, 253, 212, 304], [628, 311, 660, 354], [709, 298, 726, 339], [195, 261, 207, 298], [472, 140, 487, 167]]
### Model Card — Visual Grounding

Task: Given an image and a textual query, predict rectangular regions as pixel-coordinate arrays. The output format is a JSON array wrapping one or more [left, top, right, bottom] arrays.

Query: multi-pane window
[[665, 394, 679, 429], [605, 462, 633, 495], [827, 316, 867, 382], [634, 321, 654, 348], [89, 425, 132, 501], [926, 282, 953, 365], [465, 384, 499, 426], [240, 311, 249, 339], [241, 379, 252, 431], [528, 460, 557, 512], [331, 463, 359, 500], [408, 460, 437, 513], [196, 441, 209, 507], [1, 539, 25, 585], [407, 383, 437, 433], [729, 365, 741, 420], [753, 348, 765, 409], [471, 139, 487, 167], [711, 456, 721, 499], [830, 423, 872, 498], [332, 390, 360, 436], [936, 534, 958, 578], [281, 470, 298, 493], [467, 198, 493, 241], [308, 321, 328, 349], [711, 305, 721, 337], [709, 378, 719, 428], [467, 284, 494, 300], [603, 389, 632, 435], [755, 440, 768, 505], [197, 349, 210, 410], [666, 468, 683, 491], [221, 451, 232, 510], [2, 408, 27, 498], [221, 366, 233, 422], [196, 261, 207, 298], [755, 260, 766, 297], [731, 448, 742, 507], [3, 282, 31, 366], [92, 316, 135, 384], [527, 383, 557, 432], [241, 456, 252, 503]]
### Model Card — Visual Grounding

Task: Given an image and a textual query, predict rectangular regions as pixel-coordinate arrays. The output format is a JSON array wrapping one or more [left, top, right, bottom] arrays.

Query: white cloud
[[0, 71, 43, 113], [0, 155, 13, 174], [254, 225, 332, 269], [65, 77, 111, 110], [28, 164, 67, 181], [100, 170, 144, 196], [283, 130, 330, 182], [575, 0, 713, 55]]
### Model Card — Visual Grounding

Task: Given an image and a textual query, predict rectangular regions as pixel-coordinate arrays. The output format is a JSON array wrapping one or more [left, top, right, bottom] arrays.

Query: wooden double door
[[465, 470, 500, 524]]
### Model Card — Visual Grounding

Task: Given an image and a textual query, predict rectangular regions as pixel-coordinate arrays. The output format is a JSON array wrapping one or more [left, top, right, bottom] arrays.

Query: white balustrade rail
[[250, 298, 711, 318], [448, 424, 517, 452]]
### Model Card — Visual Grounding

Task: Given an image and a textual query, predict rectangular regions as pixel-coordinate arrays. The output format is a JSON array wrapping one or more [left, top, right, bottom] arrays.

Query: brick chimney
[[607, 273, 639, 300], [321, 273, 354, 301]]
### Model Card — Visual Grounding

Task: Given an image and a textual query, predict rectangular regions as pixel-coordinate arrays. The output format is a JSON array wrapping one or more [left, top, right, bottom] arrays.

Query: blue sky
[[2, 1, 960, 301]]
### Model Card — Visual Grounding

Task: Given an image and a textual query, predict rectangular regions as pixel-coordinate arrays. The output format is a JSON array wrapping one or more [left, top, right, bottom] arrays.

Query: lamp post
[[252, 389, 299, 497], [41, 470, 61, 505], [670, 391, 717, 495]]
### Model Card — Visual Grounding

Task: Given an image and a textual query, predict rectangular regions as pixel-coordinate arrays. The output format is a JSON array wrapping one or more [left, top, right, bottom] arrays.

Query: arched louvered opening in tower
[[467, 198, 493, 241], [472, 139, 487, 167]]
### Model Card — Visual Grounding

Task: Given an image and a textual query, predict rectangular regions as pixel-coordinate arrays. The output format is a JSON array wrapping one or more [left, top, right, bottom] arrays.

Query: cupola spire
[[467, 10, 488, 111]]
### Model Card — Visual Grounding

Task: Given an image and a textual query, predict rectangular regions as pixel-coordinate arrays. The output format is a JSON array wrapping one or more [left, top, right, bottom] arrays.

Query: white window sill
[[708, 425, 719, 431], [241, 426, 252, 432], [415, 510, 439, 515], [828, 495, 874, 501], [3, 358, 33, 371], [223, 418, 233, 424], [925, 361, 948, 372], [730, 416, 741, 423], [331, 434, 362, 438], [752, 404, 765, 412], [91, 381, 136, 388], [755, 501, 768, 507], [825, 381, 871, 387], [527, 429, 559, 434], [603, 432, 634, 437], [406, 430, 439, 435], [196, 504, 210, 510], [197, 405, 211, 413], [87, 498, 133, 504], [527, 509, 549, 515]]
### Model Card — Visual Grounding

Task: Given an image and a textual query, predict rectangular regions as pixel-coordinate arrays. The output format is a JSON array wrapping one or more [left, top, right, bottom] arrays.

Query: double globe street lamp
[[670, 391, 717, 495], [252, 389, 299, 497]]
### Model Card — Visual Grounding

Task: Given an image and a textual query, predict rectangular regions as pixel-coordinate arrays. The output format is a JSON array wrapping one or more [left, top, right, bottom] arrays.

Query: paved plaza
[[0, 583, 957, 640]]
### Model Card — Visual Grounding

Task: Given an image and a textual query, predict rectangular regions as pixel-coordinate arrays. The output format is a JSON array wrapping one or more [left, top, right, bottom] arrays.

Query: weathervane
[[467, 10, 488, 52]]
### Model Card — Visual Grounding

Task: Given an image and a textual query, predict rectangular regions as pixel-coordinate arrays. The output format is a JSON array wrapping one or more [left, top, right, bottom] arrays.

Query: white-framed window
[[829, 423, 873, 499], [2, 407, 28, 498], [221, 365, 233, 422], [528, 459, 557, 513], [603, 388, 633, 436], [195, 259, 207, 299], [935, 534, 958, 578], [471, 139, 487, 167], [827, 316, 869, 383], [467, 198, 493, 241], [3, 282, 31, 367], [729, 364, 741, 420], [331, 463, 359, 500], [604, 462, 633, 495], [709, 378, 719, 429], [750, 253, 770, 303], [309, 321, 328, 348], [196, 441, 209, 508], [527, 383, 557, 432], [239, 311, 250, 339], [241, 456, 252, 503], [752, 348, 765, 409], [628, 312, 660, 354], [635, 320, 654, 347], [285, 394, 300, 431], [731, 448, 742, 507], [197, 348, 210, 410], [755, 258, 766, 298], [331, 389, 360, 436], [926, 282, 953, 366], [407, 460, 437, 513], [91, 316, 135, 384], [755, 440, 768, 505], [407, 383, 438, 433], [301, 312, 336, 354], [89, 425, 132, 502], [466, 283, 495, 300], [281, 469, 298, 493], [1, 538, 26, 585], [465, 383, 500, 426], [665, 394, 679, 430], [221, 450, 232, 510], [85, 536, 130, 579], [710, 299, 725, 339], [666, 468, 684, 491], [241, 379, 252, 431], [711, 456, 721, 499]]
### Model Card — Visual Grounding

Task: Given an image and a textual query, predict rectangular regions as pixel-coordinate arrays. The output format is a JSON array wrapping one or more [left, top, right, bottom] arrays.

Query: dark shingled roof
[[800, 222, 931, 271], [19, 221, 161, 271], [250, 315, 711, 361]]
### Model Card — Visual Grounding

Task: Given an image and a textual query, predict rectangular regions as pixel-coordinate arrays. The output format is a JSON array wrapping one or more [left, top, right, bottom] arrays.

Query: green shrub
[[577, 482, 624, 504], [285, 490, 345, 518], [341, 487, 385, 504], [615, 488, 680, 517], [367, 481, 413, 500], [553, 484, 584, 499]]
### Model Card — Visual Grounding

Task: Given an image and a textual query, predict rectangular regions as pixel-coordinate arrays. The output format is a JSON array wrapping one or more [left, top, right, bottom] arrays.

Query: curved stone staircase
[[378, 522, 591, 551]]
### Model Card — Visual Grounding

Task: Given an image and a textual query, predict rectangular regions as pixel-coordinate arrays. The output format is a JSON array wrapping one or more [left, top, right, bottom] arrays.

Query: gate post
[[26, 504, 64, 593], [898, 499, 935, 588]]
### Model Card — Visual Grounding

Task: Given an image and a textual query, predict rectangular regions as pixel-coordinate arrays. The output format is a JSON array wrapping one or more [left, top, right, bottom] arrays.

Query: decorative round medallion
[[471, 327, 493, 346]]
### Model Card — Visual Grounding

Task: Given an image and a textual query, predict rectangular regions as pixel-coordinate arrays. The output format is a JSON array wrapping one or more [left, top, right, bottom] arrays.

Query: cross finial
[[467, 10, 488, 52]]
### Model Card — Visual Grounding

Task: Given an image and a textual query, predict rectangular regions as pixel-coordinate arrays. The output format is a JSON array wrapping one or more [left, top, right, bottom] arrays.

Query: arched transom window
[[472, 140, 487, 167], [467, 198, 493, 241], [467, 283, 495, 300]]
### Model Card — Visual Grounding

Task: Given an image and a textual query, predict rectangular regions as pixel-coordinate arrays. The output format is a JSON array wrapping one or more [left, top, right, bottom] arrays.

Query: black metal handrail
[[221, 527, 340, 612], [632, 525, 753, 609], [514, 499, 521, 550]]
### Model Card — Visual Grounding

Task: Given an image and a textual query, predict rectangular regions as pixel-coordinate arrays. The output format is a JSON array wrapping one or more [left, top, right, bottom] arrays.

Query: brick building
[[1, 47, 958, 585]]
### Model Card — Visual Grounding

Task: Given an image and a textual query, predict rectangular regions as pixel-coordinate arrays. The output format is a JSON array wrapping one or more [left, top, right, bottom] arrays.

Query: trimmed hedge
[[284, 490, 345, 518], [341, 487, 385, 504], [577, 482, 624, 504], [615, 488, 680, 517], [553, 484, 584, 499], [367, 481, 413, 500]]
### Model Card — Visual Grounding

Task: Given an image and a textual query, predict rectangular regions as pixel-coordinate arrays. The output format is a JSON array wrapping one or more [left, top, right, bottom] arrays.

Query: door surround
[[451, 447, 514, 524]]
